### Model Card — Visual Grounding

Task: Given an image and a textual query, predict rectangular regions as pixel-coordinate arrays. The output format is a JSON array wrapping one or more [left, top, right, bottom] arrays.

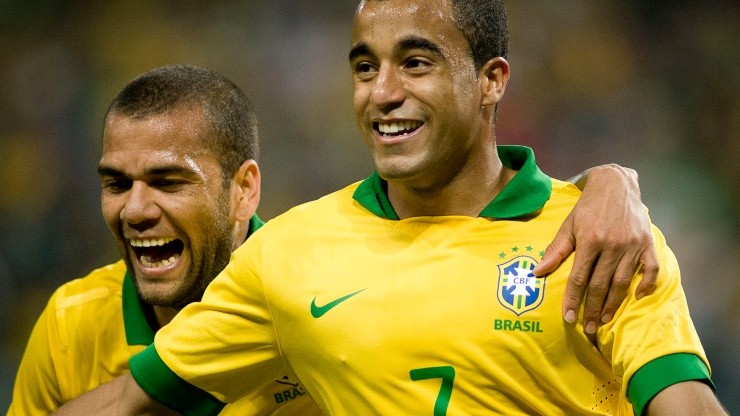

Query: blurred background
[[0, 0, 737, 413]]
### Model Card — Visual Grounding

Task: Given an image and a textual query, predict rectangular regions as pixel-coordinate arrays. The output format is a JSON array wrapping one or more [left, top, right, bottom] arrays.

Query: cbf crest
[[497, 255, 545, 316]]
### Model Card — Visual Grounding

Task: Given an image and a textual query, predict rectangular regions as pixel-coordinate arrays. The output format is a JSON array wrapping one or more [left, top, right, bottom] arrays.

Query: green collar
[[352, 145, 552, 220], [122, 271, 155, 345], [248, 213, 265, 234], [122, 214, 265, 345]]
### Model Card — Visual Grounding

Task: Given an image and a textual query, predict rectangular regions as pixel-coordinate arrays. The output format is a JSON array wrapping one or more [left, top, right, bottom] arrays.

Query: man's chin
[[134, 279, 182, 303]]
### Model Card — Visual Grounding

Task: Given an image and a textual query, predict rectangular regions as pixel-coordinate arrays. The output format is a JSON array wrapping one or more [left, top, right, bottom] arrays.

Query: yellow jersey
[[133, 146, 712, 415]]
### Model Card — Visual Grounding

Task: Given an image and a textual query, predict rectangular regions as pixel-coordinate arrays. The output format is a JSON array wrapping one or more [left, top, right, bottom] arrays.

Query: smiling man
[[46, 1, 725, 414], [8, 65, 321, 415]]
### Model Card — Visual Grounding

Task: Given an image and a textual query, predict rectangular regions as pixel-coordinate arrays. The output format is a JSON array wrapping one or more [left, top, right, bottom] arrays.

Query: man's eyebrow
[[97, 164, 195, 177], [349, 37, 444, 62], [349, 42, 371, 62], [97, 165, 123, 177], [396, 36, 443, 56]]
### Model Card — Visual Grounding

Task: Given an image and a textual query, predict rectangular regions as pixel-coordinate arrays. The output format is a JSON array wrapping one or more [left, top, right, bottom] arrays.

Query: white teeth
[[140, 255, 178, 269], [377, 120, 421, 134], [130, 238, 175, 247]]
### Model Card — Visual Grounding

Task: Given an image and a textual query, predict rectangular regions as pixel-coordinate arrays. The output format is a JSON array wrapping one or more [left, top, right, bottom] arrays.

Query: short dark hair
[[106, 64, 258, 184], [450, 0, 509, 69]]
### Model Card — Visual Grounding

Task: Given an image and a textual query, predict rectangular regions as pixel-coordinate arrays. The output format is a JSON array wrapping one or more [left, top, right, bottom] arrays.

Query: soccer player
[[8, 65, 321, 415], [52, 0, 727, 415]]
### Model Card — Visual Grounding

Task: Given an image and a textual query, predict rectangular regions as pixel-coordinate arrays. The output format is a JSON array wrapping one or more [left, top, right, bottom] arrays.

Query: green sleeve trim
[[627, 353, 714, 416], [129, 344, 225, 416]]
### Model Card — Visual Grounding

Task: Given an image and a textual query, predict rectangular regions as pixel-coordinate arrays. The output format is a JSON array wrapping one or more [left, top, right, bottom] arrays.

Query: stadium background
[[0, 1, 737, 412]]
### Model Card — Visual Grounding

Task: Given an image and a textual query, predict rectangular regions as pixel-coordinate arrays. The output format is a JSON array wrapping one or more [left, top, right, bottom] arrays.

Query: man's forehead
[[103, 111, 208, 151], [352, 0, 457, 43], [100, 111, 216, 176], [355, 0, 452, 21]]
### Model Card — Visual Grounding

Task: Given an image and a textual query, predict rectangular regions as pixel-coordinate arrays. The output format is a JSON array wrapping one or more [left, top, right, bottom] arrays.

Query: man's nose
[[370, 64, 406, 111], [120, 182, 161, 226]]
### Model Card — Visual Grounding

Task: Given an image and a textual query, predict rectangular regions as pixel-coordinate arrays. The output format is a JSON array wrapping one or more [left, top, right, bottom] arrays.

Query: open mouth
[[374, 120, 422, 136], [129, 238, 184, 268]]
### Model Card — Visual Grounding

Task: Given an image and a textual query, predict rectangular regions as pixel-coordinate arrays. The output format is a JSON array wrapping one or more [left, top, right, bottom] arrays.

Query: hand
[[532, 164, 659, 334]]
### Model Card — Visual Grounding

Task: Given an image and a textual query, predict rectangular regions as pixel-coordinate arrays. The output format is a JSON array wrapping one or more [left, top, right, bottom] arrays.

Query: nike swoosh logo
[[311, 288, 367, 318]]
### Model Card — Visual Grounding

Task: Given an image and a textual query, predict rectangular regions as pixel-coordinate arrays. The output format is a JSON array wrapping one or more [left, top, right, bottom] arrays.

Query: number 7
[[410, 365, 456, 416]]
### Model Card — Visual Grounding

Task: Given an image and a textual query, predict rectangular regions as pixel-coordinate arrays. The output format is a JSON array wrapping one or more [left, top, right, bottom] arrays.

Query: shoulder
[[21, 260, 128, 354], [527, 178, 580, 225], [548, 177, 581, 204], [51, 260, 127, 309], [257, 181, 364, 234], [45, 261, 127, 343]]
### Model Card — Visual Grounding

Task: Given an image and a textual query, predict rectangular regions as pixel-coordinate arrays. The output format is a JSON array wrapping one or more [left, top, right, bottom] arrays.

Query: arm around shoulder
[[537, 163, 659, 334], [645, 380, 727, 416]]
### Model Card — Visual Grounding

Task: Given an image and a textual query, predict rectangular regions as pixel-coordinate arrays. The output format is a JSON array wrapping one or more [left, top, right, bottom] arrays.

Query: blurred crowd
[[1, 1, 737, 412]]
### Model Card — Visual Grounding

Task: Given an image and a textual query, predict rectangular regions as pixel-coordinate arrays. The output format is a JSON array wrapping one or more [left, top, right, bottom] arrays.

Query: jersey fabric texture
[[132, 146, 713, 416], [8, 216, 321, 416]]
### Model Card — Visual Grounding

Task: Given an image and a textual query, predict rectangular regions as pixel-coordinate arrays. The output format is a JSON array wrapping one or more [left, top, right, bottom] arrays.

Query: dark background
[[1, 1, 737, 412]]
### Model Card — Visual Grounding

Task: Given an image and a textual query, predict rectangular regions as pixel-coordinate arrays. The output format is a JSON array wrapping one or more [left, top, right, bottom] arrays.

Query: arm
[[646, 381, 727, 415], [53, 372, 178, 415], [533, 164, 659, 334]]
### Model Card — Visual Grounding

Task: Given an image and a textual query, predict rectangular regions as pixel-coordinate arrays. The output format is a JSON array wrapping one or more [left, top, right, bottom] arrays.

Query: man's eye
[[152, 179, 183, 189], [405, 58, 431, 70], [103, 179, 131, 193], [355, 62, 375, 73], [353, 61, 378, 80]]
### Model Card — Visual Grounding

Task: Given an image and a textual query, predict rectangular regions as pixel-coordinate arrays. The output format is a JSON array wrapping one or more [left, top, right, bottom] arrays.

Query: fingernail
[[564, 310, 576, 323], [635, 291, 644, 300], [601, 313, 613, 324], [585, 321, 597, 334]]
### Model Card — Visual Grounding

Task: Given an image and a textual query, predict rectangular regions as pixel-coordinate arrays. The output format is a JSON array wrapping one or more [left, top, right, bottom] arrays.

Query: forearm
[[645, 380, 726, 416], [53, 372, 178, 415], [567, 164, 639, 193]]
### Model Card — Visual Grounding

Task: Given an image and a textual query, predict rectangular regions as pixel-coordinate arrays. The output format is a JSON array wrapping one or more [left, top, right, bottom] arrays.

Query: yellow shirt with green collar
[[133, 145, 713, 416], [8, 217, 321, 416]]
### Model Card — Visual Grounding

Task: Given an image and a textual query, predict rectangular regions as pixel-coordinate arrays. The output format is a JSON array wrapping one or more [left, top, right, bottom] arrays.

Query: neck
[[232, 221, 251, 251], [388, 144, 515, 219], [151, 305, 179, 328]]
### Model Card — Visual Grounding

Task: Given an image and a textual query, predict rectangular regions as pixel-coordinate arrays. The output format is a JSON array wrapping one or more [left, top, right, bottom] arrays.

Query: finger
[[598, 254, 637, 324], [534, 241, 573, 277], [635, 245, 660, 299], [533, 216, 576, 277], [561, 249, 598, 325], [580, 254, 619, 334]]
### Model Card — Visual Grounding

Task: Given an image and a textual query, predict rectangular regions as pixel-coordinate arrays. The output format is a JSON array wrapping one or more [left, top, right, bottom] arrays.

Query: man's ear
[[479, 56, 510, 107], [231, 159, 261, 222]]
